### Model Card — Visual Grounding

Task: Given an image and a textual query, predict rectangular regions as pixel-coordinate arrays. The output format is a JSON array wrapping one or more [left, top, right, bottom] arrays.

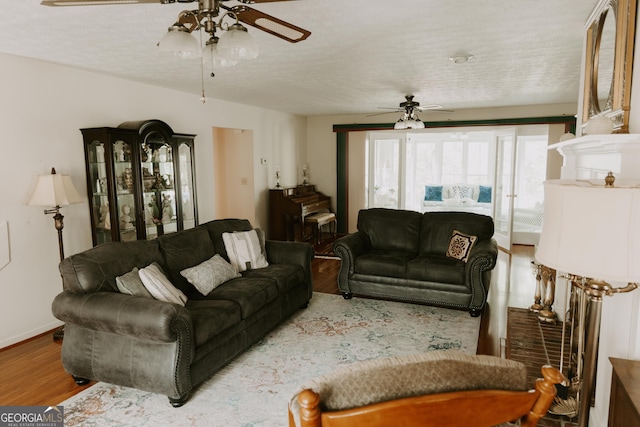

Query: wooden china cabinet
[[81, 119, 198, 245]]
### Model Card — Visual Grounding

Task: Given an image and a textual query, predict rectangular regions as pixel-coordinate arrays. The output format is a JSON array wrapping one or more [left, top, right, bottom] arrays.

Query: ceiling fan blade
[[417, 104, 444, 110], [230, 5, 311, 43], [367, 111, 402, 117], [41, 0, 165, 5], [236, 0, 297, 2]]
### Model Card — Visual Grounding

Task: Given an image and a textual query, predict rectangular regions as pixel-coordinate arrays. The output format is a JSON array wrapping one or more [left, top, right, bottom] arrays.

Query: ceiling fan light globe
[[203, 39, 238, 69], [158, 26, 202, 59], [394, 120, 407, 130], [218, 24, 259, 60]]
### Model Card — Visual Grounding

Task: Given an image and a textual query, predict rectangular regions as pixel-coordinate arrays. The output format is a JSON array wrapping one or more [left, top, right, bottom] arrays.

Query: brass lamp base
[[568, 276, 638, 427]]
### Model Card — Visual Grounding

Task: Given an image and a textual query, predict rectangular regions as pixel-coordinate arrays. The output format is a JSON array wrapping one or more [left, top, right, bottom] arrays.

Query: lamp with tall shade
[[27, 167, 83, 340], [535, 176, 639, 427], [27, 167, 84, 262]]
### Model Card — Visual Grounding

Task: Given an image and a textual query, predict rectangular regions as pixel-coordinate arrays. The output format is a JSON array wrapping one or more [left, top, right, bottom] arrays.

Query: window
[[367, 130, 495, 212]]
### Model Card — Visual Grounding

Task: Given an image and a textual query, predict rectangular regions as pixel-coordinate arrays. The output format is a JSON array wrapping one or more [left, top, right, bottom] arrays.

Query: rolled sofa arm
[[52, 291, 193, 344], [265, 240, 314, 287], [333, 232, 370, 293], [465, 238, 499, 309]]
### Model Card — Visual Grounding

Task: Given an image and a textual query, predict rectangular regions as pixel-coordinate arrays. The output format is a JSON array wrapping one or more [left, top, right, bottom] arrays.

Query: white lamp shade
[[535, 180, 640, 283], [218, 25, 259, 60], [27, 171, 84, 207], [158, 27, 202, 59]]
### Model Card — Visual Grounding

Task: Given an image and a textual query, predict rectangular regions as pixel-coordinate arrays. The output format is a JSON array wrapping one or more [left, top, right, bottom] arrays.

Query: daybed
[[333, 208, 498, 316], [422, 183, 492, 216], [52, 218, 313, 406]]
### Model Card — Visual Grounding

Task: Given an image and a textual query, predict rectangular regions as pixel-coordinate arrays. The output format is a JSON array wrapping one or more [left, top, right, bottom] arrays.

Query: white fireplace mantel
[[548, 134, 640, 180]]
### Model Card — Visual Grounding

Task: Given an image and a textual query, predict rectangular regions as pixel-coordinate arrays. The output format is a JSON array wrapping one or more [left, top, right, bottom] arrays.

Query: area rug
[[60, 292, 481, 426]]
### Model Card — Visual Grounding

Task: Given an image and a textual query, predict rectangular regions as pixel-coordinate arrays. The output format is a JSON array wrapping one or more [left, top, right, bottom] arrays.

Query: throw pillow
[[446, 230, 478, 263], [222, 229, 269, 272], [180, 254, 241, 296], [138, 262, 188, 306], [424, 185, 443, 201], [451, 185, 473, 200], [115, 267, 154, 299], [478, 185, 492, 203]]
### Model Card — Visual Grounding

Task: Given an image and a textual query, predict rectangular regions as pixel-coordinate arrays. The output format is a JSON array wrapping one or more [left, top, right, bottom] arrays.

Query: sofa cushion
[[241, 264, 304, 295], [207, 277, 279, 319], [222, 229, 269, 272], [406, 255, 466, 285], [186, 299, 242, 347], [158, 227, 215, 298], [420, 212, 494, 255], [357, 208, 422, 253], [115, 267, 154, 299], [199, 219, 254, 261], [354, 250, 414, 278], [180, 254, 241, 296]]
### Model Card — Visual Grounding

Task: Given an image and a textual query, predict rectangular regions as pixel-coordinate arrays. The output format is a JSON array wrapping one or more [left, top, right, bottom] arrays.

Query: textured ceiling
[[0, 0, 596, 116]]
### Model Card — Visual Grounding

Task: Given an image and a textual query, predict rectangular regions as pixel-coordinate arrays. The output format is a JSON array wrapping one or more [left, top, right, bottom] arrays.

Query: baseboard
[[0, 321, 63, 350]]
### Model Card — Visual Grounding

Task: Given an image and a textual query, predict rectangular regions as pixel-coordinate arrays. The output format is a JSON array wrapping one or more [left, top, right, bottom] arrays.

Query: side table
[[609, 357, 640, 427]]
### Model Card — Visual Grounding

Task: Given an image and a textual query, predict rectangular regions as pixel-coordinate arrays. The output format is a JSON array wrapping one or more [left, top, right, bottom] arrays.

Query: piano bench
[[305, 212, 336, 244]]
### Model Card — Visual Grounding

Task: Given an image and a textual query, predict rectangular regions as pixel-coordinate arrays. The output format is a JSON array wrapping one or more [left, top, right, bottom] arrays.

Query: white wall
[[0, 52, 306, 348]]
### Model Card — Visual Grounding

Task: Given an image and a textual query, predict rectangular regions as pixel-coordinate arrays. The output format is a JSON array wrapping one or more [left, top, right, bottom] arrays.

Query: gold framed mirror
[[582, 0, 637, 133]]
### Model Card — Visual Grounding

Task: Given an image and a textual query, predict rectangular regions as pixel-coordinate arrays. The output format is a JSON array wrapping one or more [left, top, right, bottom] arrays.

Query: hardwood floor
[[0, 244, 537, 407]]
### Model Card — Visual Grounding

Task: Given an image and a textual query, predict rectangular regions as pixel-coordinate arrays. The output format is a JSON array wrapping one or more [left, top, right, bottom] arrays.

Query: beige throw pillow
[[222, 229, 269, 272], [138, 262, 188, 306], [115, 267, 154, 299], [180, 254, 241, 296]]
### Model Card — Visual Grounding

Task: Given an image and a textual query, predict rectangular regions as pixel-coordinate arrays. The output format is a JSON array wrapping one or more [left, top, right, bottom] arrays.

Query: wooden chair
[[288, 350, 565, 427]]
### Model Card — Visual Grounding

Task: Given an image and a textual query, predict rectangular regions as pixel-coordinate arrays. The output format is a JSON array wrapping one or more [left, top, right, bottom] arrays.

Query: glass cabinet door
[[178, 141, 197, 230], [82, 120, 197, 246], [112, 139, 137, 242], [87, 140, 112, 244], [140, 131, 177, 239]]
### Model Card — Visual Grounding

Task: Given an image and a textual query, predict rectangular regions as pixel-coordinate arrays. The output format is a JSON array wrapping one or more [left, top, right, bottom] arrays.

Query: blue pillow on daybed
[[478, 185, 492, 203], [424, 185, 443, 201]]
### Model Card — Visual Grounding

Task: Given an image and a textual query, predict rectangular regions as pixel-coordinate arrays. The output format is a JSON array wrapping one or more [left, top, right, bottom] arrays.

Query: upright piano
[[269, 184, 331, 241]]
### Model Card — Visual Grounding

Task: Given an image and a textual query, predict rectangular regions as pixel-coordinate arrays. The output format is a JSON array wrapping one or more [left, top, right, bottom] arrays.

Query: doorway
[[213, 127, 256, 223]]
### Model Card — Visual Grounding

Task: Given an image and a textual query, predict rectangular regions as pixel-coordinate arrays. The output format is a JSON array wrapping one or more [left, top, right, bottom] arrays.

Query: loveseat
[[333, 209, 498, 316], [52, 218, 313, 407]]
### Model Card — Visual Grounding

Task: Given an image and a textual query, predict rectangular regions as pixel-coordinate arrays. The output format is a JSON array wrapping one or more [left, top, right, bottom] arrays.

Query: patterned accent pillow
[[424, 185, 443, 201], [446, 230, 478, 262], [115, 267, 154, 299], [138, 262, 188, 306], [180, 254, 241, 296], [451, 185, 473, 200], [222, 229, 269, 272]]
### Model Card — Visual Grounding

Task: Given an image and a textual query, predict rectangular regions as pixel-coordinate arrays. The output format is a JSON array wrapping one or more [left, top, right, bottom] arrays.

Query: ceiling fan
[[40, 0, 312, 45], [371, 95, 453, 129], [374, 95, 452, 116]]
